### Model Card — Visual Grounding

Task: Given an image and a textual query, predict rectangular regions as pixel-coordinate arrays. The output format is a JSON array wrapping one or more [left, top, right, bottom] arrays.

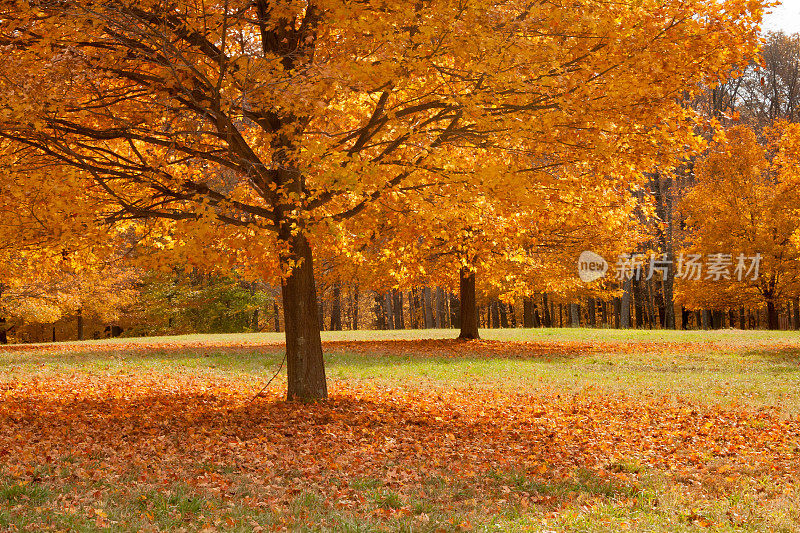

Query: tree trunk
[[621, 278, 632, 329], [273, 303, 280, 332], [329, 284, 342, 331], [767, 300, 779, 330], [392, 289, 404, 329], [523, 297, 534, 328], [701, 310, 710, 330], [436, 287, 448, 328], [374, 293, 387, 330], [409, 290, 418, 329], [570, 303, 580, 327], [411, 288, 421, 329], [422, 287, 434, 328], [633, 279, 645, 328], [0, 318, 7, 344], [280, 231, 327, 401], [793, 297, 800, 331], [613, 297, 621, 328], [490, 301, 500, 328], [352, 284, 359, 330], [450, 292, 460, 329], [542, 293, 552, 327], [77, 309, 83, 341], [499, 302, 509, 328], [458, 268, 479, 340], [384, 291, 395, 329], [587, 298, 596, 327]]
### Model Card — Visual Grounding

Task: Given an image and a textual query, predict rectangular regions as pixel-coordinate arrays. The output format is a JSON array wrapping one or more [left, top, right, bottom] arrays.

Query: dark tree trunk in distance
[[542, 293, 552, 327], [273, 303, 281, 332], [523, 297, 534, 328], [375, 294, 387, 330], [436, 287, 448, 328], [767, 300, 779, 330], [330, 284, 342, 331], [490, 301, 500, 328], [422, 288, 434, 328], [570, 303, 580, 327], [621, 279, 632, 329], [499, 303, 509, 328], [458, 268, 479, 340], [77, 309, 83, 341], [352, 284, 359, 330], [392, 289, 404, 329], [280, 232, 327, 401], [450, 293, 460, 329]]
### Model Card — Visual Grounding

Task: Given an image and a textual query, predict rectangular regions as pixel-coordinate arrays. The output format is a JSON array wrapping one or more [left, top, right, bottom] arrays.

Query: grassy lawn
[[1, 328, 799, 531]]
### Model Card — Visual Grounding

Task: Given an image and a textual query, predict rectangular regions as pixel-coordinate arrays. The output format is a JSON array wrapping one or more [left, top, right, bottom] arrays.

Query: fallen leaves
[[0, 365, 798, 529]]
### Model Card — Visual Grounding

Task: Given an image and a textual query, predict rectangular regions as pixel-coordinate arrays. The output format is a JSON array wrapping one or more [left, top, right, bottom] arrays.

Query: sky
[[762, 1, 800, 34]]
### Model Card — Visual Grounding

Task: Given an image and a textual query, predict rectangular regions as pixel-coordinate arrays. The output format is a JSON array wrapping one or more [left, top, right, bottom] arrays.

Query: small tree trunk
[[458, 268, 479, 340], [411, 288, 421, 329], [601, 301, 608, 327], [450, 292, 460, 329], [793, 297, 800, 331], [330, 284, 342, 331], [77, 309, 83, 341], [542, 293, 552, 327], [767, 300, 779, 330], [701, 310, 710, 330], [633, 279, 645, 328], [280, 231, 327, 401], [587, 298, 596, 327], [375, 293, 387, 330], [408, 290, 417, 329], [570, 303, 580, 327], [392, 289, 404, 329], [0, 318, 7, 344], [532, 301, 541, 328], [350, 284, 361, 331], [384, 291, 395, 329], [422, 287, 434, 328], [621, 278, 632, 329], [273, 303, 280, 332], [523, 297, 534, 328], [499, 302, 509, 328], [613, 297, 621, 328], [490, 301, 500, 328], [436, 287, 448, 328]]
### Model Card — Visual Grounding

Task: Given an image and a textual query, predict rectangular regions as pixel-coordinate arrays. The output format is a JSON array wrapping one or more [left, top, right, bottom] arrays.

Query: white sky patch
[[762, 0, 800, 35]]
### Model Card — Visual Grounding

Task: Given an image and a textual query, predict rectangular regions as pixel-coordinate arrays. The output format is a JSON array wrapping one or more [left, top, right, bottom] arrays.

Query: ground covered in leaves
[[1, 330, 799, 531]]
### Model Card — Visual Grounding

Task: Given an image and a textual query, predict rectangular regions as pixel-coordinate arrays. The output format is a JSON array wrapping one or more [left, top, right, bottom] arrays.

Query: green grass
[[4, 328, 800, 413]]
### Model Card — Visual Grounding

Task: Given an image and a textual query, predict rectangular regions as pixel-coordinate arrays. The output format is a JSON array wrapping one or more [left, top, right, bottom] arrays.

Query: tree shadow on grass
[[743, 346, 800, 366]]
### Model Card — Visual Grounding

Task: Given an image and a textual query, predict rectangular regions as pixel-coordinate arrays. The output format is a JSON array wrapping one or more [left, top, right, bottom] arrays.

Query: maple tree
[[677, 123, 800, 329], [0, 0, 765, 397]]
